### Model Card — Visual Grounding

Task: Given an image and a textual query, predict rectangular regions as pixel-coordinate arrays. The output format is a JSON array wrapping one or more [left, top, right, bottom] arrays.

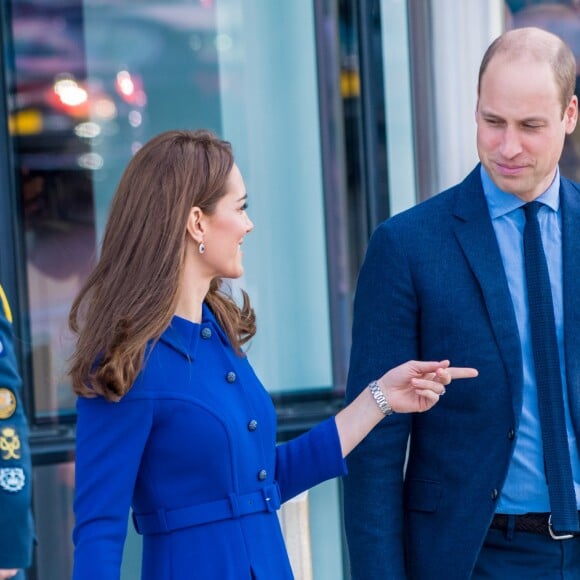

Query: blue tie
[[523, 201, 579, 534]]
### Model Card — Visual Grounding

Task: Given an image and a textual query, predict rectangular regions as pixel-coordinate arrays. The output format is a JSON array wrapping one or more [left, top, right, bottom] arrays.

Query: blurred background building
[[0, 1, 578, 578]]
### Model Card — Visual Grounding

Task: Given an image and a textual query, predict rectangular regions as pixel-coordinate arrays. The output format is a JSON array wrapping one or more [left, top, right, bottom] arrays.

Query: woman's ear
[[186, 206, 205, 243]]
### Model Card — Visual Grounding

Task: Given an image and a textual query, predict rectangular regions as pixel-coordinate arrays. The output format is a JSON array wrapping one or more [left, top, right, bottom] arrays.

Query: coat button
[[257, 469, 267, 481], [201, 327, 212, 339], [507, 428, 515, 440], [491, 488, 499, 500], [248, 419, 258, 432], [226, 372, 236, 383]]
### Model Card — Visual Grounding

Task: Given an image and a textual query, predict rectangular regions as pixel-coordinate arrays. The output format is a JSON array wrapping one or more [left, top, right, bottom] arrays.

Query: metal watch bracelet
[[368, 380, 393, 416]]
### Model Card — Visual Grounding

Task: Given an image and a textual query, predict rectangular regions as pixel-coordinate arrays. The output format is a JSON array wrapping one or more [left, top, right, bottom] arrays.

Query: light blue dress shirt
[[481, 165, 580, 514]]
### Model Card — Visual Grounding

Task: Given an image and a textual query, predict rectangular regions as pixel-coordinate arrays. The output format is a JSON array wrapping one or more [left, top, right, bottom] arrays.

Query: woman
[[70, 129, 477, 579]]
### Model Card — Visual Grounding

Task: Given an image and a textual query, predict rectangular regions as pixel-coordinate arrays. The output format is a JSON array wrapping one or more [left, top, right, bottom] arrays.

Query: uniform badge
[[0, 388, 16, 419], [0, 467, 25, 492], [0, 427, 21, 460]]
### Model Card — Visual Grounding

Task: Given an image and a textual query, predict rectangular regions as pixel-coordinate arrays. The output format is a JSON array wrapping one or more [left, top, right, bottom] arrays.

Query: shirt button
[[201, 327, 212, 339], [491, 489, 499, 500], [257, 469, 267, 481], [507, 428, 515, 440], [226, 372, 236, 383], [248, 419, 258, 432]]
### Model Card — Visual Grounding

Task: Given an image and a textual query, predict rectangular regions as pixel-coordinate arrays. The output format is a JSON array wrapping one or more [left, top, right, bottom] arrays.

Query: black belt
[[132, 483, 281, 535], [490, 512, 580, 540]]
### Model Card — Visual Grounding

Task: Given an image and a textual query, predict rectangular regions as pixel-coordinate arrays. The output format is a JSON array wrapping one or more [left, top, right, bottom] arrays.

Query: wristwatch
[[368, 380, 393, 416]]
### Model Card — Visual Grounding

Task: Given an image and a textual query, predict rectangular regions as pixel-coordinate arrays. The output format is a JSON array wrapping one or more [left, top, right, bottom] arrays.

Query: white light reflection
[[54, 78, 88, 106], [74, 122, 101, 139], [116, 71, 135, 97], [128, 110, 142, 128], [77, 152, 104, 170]]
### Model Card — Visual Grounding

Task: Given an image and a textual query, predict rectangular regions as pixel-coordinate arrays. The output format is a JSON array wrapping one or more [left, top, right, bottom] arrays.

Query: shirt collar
[[480, 165, 560, 219]]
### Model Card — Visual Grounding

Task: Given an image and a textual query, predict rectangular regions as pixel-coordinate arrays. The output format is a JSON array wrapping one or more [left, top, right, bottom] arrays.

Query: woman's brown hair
[[69, 129, 256, 401]]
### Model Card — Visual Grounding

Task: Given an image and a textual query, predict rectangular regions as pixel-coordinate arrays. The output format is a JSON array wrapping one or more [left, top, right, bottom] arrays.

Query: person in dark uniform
[[0, 285, 34, 580], [69, 129, 477, 579]]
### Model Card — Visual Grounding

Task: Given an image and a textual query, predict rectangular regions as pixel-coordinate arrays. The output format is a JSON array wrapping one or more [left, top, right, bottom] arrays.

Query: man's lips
[[493, 161, 529, 176]]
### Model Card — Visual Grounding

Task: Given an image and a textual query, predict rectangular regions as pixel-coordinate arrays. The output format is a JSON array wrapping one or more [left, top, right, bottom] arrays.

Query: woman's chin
[[222, 267, 243, 280]]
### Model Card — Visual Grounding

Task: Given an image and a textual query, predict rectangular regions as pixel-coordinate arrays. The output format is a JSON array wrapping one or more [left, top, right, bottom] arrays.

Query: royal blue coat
[[73, 303, 346, 579], [0, 285, 34, 570]]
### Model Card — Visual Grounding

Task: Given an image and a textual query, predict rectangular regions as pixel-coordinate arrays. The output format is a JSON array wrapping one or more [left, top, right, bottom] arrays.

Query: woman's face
[[199, 163, 254, 280]]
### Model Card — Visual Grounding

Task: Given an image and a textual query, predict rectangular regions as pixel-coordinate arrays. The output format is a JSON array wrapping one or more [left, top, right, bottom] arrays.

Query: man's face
[[476, 54, 578, 201]]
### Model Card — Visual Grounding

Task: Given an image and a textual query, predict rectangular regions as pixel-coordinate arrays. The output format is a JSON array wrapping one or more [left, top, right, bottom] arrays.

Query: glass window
[[407, 1, 504, 195], [379, 0, 417, 214], [4, 2, 360, 577], [5, 0, 358, 424], [8, 1, 98, 422]]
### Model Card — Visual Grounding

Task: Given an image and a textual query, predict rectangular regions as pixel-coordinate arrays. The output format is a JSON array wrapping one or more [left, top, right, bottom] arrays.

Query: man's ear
[[564, 95, 578, 135], [186, 206, 205, 243]]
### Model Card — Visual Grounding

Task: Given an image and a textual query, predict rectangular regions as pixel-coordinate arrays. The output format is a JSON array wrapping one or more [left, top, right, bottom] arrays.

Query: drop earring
[[198, 242, 206, 254]]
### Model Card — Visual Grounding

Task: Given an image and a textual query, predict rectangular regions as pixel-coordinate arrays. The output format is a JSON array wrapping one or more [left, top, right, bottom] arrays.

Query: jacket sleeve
[[73, 395, 154, 580], [275, 417, 346, 503], [0, 286, 34, 569], [343, 224, 417, 580]]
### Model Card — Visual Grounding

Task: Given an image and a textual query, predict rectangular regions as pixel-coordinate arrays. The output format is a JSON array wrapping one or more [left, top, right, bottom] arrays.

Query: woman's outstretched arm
[[336, 360, 478, 457]]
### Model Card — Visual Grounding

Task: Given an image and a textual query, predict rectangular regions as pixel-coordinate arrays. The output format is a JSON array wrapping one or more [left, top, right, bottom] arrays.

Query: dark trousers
[[473, 523, 580, 579]]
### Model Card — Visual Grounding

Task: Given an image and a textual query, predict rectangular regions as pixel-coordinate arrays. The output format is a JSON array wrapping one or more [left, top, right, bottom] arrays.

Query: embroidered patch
[[0, 388, 16, 420], [0, 427, 21, 460], [0, 467, 25, 492]]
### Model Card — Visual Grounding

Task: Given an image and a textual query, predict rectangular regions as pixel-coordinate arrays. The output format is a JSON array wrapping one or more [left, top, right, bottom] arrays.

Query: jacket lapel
[[561, 178, 580, 435], [451, 167, 523, 418]]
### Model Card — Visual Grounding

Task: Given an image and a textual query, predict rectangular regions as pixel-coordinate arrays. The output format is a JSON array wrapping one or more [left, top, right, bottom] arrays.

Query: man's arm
[[344, 224, 418, 579]]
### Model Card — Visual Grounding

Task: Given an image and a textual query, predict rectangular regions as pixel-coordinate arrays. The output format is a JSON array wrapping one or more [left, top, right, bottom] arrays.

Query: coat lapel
[[561, 179, 580, 435], [451, 167, 523, 417]]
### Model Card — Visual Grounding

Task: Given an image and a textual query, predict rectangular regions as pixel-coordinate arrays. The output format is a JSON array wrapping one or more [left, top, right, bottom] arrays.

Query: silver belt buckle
[[548, 514, 575, 540]]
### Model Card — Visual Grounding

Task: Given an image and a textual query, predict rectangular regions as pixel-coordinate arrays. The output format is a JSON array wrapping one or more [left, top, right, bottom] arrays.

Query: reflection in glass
[[6, 0, 341, 420], [9, 1, 97, 421]]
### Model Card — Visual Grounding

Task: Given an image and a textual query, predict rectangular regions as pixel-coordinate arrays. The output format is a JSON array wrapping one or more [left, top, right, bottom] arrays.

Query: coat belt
[[132, 483, 282, 535]]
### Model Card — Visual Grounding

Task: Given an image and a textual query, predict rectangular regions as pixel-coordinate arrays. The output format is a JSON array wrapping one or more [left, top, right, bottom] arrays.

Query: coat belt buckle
[[548, 515, 575, 540]]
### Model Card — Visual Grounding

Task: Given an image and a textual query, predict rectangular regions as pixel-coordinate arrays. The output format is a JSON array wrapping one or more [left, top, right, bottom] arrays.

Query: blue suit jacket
[[344, 166, 580, 579], [73, 304, 346, 580]]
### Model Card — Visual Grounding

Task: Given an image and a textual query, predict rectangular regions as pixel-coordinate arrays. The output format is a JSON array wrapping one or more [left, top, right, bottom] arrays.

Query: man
[[0, 285, 34, 579], [344, 27, 580, 578]]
